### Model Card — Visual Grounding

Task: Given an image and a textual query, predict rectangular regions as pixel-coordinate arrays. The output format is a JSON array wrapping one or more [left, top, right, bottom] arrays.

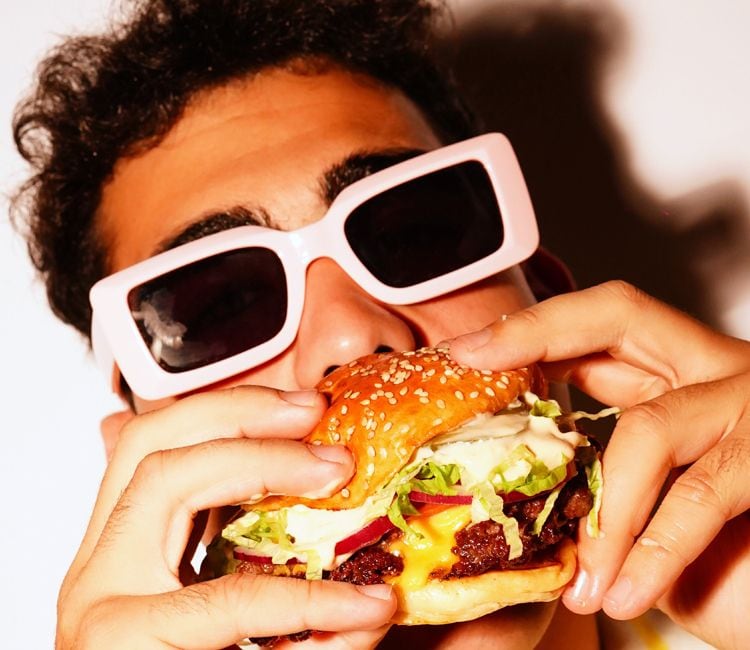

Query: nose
[[293, 258, 417, 387]]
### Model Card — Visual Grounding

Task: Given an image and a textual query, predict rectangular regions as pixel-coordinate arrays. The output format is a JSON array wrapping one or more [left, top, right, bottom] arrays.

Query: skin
[[58, 66, 596, 649]]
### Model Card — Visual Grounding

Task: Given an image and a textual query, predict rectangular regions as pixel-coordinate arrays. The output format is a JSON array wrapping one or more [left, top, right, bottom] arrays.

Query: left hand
[[446, 281, 750, 648]]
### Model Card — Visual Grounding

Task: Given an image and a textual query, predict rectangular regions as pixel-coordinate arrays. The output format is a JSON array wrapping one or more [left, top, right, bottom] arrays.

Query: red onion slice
[[408, 491, 473, 505], [334, 515, 395, 556]]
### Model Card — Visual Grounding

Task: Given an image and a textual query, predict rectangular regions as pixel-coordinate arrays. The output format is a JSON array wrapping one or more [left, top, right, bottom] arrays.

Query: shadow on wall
[[442, 1, 750, 331]]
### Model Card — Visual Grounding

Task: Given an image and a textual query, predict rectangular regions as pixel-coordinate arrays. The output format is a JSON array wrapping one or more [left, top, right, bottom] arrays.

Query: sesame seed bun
[[250, 346, 540, 512]]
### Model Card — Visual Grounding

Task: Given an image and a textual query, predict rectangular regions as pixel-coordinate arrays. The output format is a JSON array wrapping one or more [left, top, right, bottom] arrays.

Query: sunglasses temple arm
[[91, 314, 119, 394]]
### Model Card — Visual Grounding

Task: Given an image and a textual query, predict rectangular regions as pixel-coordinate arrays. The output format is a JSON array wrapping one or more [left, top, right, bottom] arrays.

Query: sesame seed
[[333, 432, 341, 442], [341, 488, 350, 498], [399, 387, 409, 396], [360, 399, 370, 406], [379, 448, 388, 458], [366, 462, 375, 476], [419, 397, 429, 404], [469, 391, 480, 399], [485, 387, 495, 397], [350, 391, 360, 399], [311, 440, 322, 445], [344, 390, 352, 398], [439, 376, 448, 384], [347, 426, 355, 437], [501, 376, 510, 386], [367, 430, 375, 439], [383, 422, 393, 432], [374, 383, 383, 389], [433, 418, 443, 426], [400, 424, 410, 433], [388, 398, 397, 405], [454, 390, 465, 401], [340, 405, 348, 415], [367, 445, 376, 457]]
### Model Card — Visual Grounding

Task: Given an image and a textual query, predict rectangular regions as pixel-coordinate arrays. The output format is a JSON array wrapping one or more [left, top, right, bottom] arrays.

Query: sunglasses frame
[[90, 133, 539, 400]]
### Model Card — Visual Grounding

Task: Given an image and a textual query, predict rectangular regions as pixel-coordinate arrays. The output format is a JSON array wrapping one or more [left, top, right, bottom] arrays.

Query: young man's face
[[97, 65, 537, 412], [94, 65, 562, 646]]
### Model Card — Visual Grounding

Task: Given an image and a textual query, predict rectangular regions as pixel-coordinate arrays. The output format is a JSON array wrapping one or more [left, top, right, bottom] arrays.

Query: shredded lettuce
[[386, 461, 463, 545], [304, 549, 323, 580], [411, 462, 461, 495], [530, 398, 563, 419], [570, 406, 621, 422], [585, 457, 604, 538], [533, 487, 562, 535], [489, 444, 569, 497], [204, 534, 239, 578], [471, 481, 523, 559], [221, 510, 299, 564], [387, 484, 422, 544]]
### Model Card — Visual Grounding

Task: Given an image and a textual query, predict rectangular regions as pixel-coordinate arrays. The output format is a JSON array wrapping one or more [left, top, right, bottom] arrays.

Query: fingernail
[[355, 583, 393, 601], [280, 389, 319, 406], [307, 443, 350, 465], [452, 327, 492, 353], [604, 576, 633, 613], [568, 568, 592, 607]]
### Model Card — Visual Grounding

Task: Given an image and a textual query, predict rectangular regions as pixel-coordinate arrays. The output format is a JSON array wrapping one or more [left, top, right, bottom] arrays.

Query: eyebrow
[[155, 148, 425, 254]]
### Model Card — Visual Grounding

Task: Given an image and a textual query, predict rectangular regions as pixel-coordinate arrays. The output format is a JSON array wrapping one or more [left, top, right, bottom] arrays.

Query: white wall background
[[1, 1, 748, 647]]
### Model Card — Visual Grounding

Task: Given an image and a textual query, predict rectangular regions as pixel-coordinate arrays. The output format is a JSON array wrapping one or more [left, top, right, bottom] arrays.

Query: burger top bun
[[252, 347, 542, 512]]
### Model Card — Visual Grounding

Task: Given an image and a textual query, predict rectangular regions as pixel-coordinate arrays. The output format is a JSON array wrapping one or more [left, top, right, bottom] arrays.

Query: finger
[[603, 419, 750, 618], [85, 439, 353, 593], [562, 377, 747, 615], [93, 576, 396, 650], [73, 386, 326, 575], [447, 281, 750, 385], [541, 354, 672, 406]]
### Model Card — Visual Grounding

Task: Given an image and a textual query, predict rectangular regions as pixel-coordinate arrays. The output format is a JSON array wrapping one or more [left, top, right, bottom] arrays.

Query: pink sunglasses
[[90, 133, 538, 400]]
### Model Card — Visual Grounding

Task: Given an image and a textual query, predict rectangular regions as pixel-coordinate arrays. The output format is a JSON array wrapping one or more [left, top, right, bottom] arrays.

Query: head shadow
[[441, 0, 750, 331]]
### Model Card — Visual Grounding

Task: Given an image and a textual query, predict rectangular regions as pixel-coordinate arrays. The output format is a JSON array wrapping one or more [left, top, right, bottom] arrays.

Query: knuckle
[[638, 528, 692, 567], [131, 448, 170, 488], [671, 465, 727, 517], [617, 402, 675, 458], [599, 280, 646, 307], [66, 599, 117, 649], [510, 305, 542, 329]]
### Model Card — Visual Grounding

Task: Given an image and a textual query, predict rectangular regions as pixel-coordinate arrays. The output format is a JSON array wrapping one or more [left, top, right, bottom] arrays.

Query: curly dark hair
[[12, 0, 477, 341]]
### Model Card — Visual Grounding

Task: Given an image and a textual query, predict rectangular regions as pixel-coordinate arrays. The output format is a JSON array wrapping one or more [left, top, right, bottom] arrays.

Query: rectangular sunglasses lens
[[344, 161, 503, 287], [127, 247, 288, 372]]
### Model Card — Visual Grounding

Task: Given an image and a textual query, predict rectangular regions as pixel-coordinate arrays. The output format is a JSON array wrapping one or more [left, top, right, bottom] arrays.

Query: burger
[[204, 347, 604, 638]]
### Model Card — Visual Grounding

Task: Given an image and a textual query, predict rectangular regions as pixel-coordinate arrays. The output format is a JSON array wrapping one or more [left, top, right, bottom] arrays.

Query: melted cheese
[[386, 505, 473, 590]]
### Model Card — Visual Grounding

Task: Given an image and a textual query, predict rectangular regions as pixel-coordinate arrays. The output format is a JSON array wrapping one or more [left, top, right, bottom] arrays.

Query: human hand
[[447, 281, 750, 648], [57, 387, 396, 649]]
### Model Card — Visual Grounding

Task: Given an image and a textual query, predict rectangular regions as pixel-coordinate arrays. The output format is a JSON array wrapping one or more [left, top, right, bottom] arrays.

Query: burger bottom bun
[[391, 539, 577, 626]]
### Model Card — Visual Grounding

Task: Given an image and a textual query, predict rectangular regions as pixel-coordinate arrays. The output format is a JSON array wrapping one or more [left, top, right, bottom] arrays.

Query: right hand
[[56, 386, 397, 649]]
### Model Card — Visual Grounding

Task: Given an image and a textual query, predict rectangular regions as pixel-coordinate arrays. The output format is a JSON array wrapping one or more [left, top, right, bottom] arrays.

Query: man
[[12, 1, 750, 648]]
